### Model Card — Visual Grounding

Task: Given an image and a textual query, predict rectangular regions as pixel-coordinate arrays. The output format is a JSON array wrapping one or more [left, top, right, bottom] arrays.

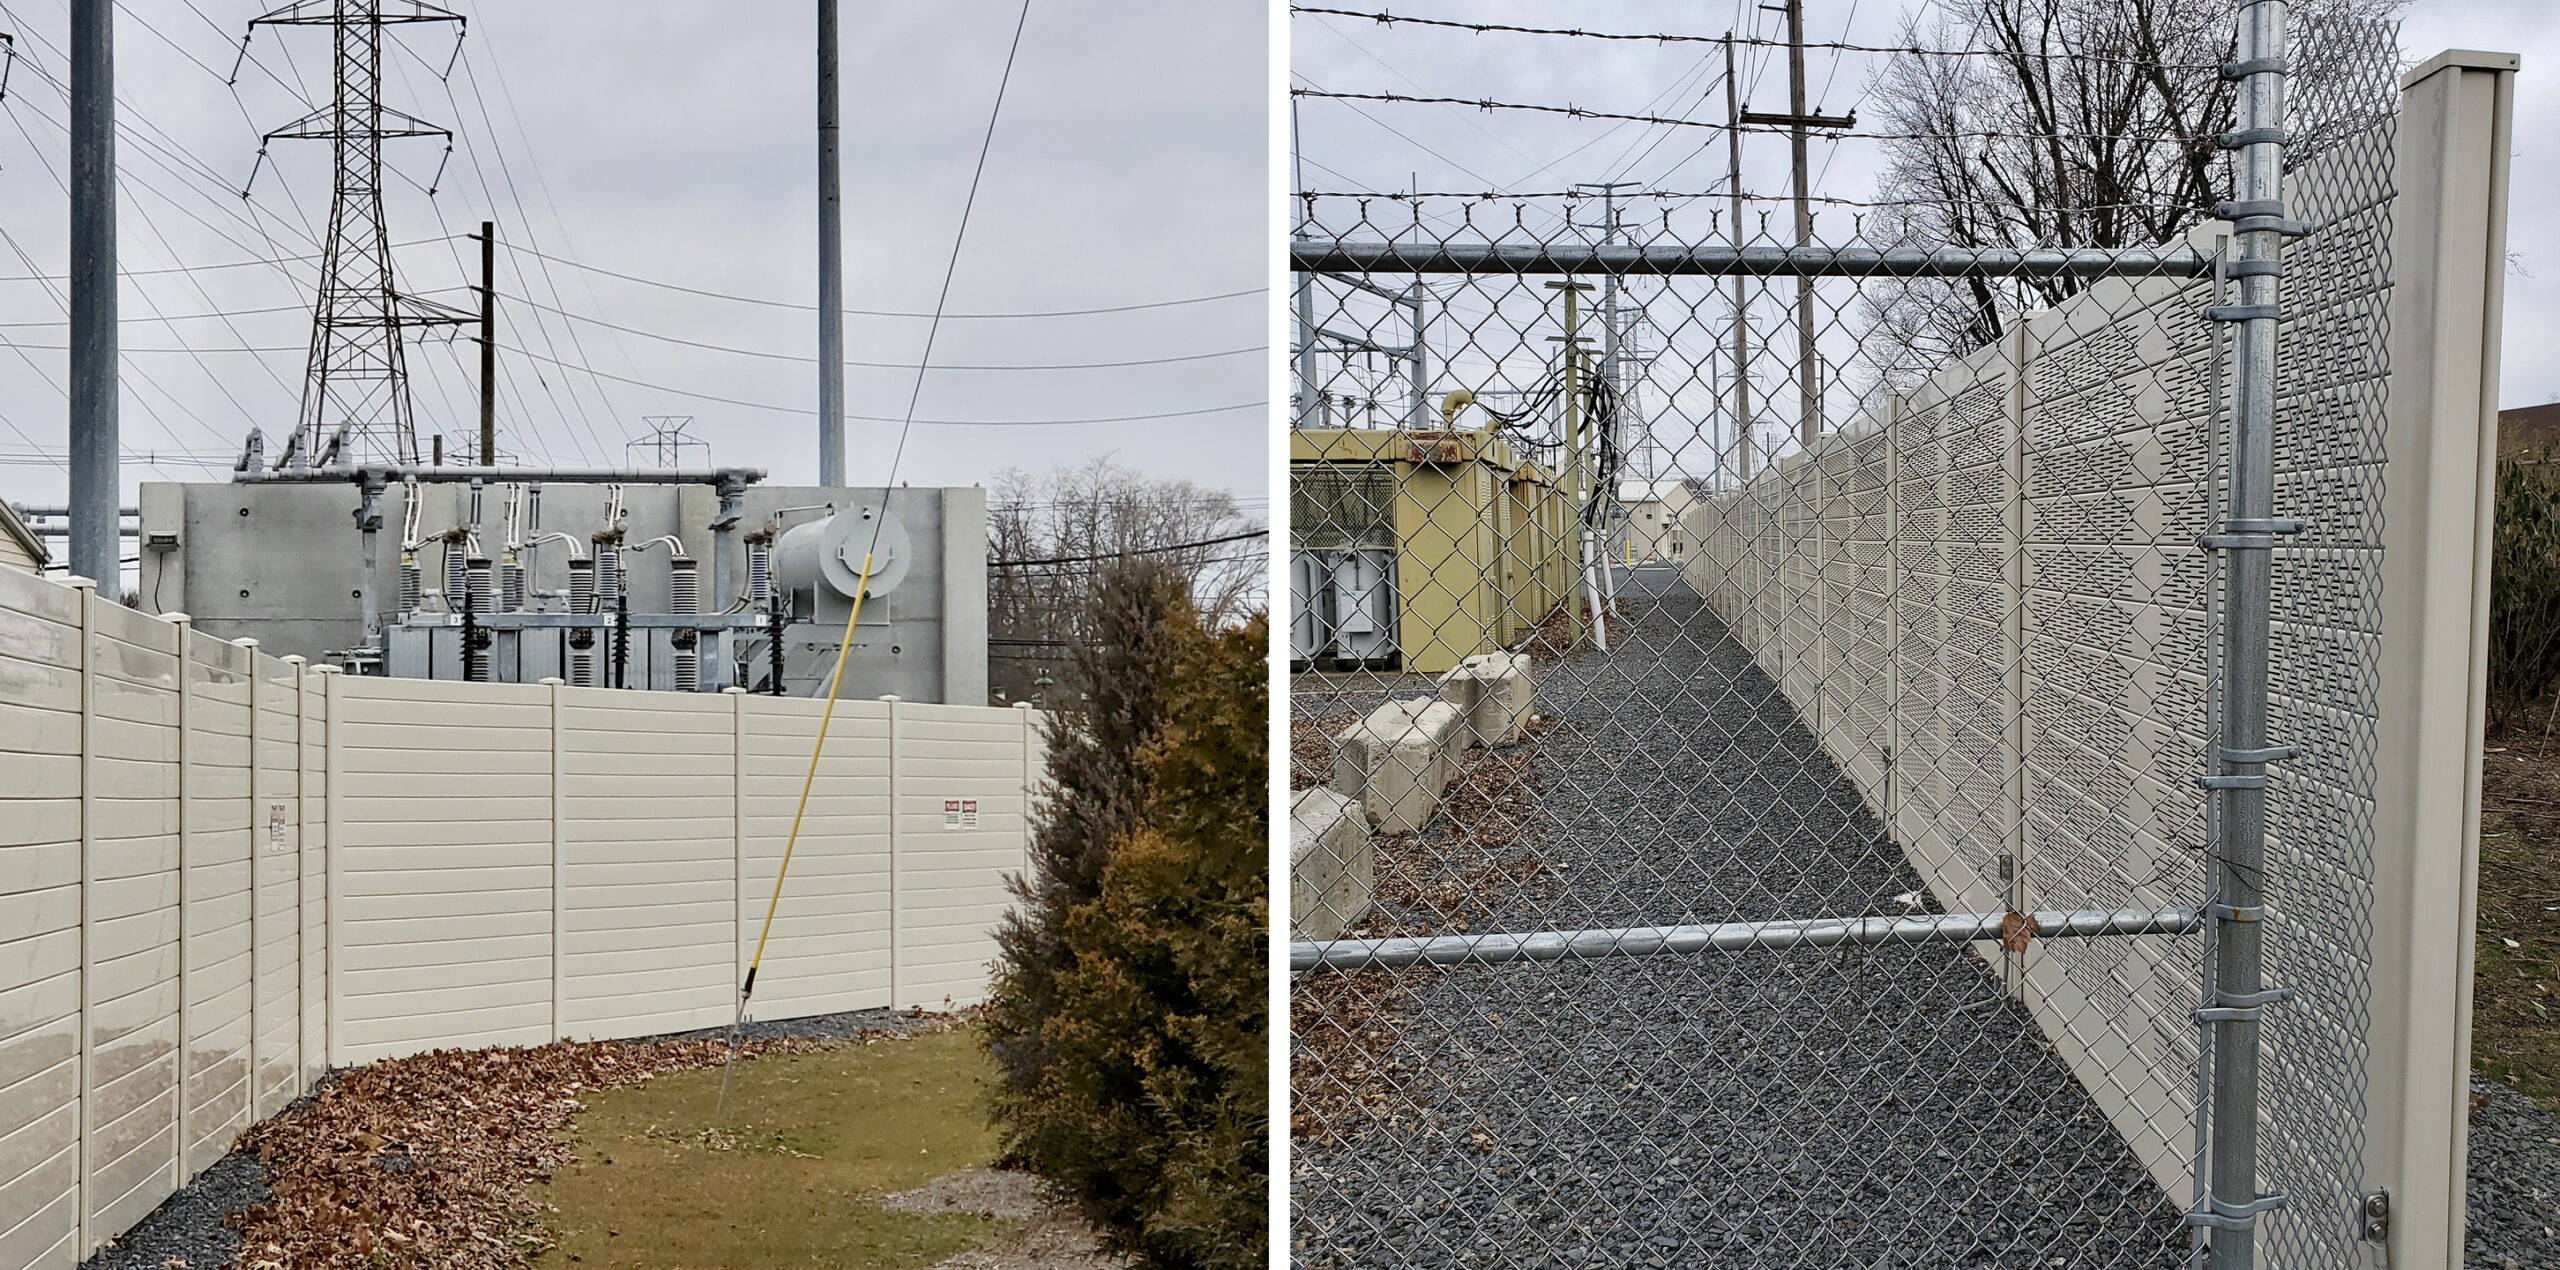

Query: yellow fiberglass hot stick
[[715, 550, 874, 1122]]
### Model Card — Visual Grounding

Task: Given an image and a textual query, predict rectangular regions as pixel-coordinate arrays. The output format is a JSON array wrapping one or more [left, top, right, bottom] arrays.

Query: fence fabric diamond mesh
[[1286, 20, 2400, 1269]]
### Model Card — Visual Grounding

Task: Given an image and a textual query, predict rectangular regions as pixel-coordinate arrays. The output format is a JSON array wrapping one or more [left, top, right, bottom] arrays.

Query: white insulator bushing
[[444, 543, 467, 607], [466, 556, 496, 615], [570, 645, 594, 687], [595, 544, 621, 608], [569, 558, 597, 615], [501, 558, 525, 613], [669, 557, 700, 616], [399, 556, 421, 615], [675, 650, 700, 693], [747, 541, 773, 609]]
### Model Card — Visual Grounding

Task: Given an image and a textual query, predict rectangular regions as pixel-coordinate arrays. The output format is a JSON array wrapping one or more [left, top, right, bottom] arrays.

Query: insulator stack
[[444, 543, 467, 610], [501, 557, 525, 612], [747, 541, 773, 609], [570, 637, 595, 688], [671, 555, 702, 692], [568, 558, 597, 615], [669, 557, 700, 615], [399, 555, 421, 615], [464, 557, 495, 681], [595, 543, 621, 609]]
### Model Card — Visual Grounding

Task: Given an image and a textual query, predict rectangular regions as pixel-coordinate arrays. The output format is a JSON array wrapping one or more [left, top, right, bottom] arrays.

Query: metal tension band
[[2198, 519, 2306, 551], [2224, 258, 2283, 279], [2210, 902, 2268, 923], [2198, 773, 2268, 790], [2220, 56, 2290, 80], [2220, 744, 2298, 763], [2196, 986, 2296, 1024], [2219, 126, 2288, 149], [2215, 198, 2286, 220], [2184, 1193, 2291, 1232], [2206, 303, 2280, 323]]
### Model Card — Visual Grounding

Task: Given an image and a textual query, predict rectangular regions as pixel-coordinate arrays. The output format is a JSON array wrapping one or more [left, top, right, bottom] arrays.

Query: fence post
[[545, 677, 567, 1040], [238, 637, 261, 1122], [69, 576, 96, 1254], [2197, 3, 2292, 1262], [726, 687, 748, 1015], [1885, 394, 1902, 839], [317, 665, 344, 1069], [2006, 322, 2034, 981], [282, 655, 306, 1099], [166, 612, 191, 1184], [882, 695, 901, 1009]]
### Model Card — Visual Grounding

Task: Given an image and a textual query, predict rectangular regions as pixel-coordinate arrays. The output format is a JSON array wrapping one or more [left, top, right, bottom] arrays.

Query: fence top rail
[[1290, 906, 2206, 972], [1289, 239, 2215, 278]]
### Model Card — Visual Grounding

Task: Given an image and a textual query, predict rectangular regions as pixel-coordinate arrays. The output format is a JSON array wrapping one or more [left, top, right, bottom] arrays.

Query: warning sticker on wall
[[267, 804, 288, 853], [942, 799, 979, 830]]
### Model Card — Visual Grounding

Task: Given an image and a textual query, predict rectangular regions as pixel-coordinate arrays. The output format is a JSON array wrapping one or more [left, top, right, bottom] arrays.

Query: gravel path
[[2467, 1076, 2560, 1269], [78, 1007, 944, 1269], [1292, 568, 2188, 1269]]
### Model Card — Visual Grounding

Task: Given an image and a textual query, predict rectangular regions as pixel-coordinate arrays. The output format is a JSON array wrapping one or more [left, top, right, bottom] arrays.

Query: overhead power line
[[1295, 89, 1722, 130], [1292, 89, 2215, 144], [994, 528, 1271, 568], [1288, 8, 2223, 68], [493, 240, 1265, 319], [495, 338, 1263, 425]]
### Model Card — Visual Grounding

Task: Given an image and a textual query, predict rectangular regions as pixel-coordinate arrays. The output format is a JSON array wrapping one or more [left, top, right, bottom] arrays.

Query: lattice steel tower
[[247, 0, 471, 464]]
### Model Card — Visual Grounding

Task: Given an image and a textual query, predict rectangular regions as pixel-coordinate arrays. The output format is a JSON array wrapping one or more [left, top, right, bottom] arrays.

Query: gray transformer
[[138, 473, 988, 705]]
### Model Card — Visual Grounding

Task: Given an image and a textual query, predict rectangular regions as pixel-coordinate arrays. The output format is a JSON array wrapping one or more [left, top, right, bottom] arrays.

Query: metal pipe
[[67, 0, 117, 585], [356, 475, 384, 644], [2202, 4, 2288, 1265], [230, 464, 765, 486], [1290, 240, 2214, 279], [1291, 906, 2202, 973], [816, 0, 845, 485]]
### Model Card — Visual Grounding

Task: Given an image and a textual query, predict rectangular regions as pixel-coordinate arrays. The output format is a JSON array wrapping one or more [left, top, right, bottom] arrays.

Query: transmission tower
[[244, 0, 473, 465]]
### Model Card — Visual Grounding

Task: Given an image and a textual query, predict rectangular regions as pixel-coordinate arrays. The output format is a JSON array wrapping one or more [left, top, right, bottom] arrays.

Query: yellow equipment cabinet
[[1291, 427, 1576, 674]]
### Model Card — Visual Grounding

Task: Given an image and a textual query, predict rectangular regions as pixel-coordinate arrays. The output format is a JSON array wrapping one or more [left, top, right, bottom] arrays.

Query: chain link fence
[[1287, 9, 2421, 1267]]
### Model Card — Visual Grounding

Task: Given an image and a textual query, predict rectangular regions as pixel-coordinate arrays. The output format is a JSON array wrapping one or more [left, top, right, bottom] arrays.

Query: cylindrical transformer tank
[[398, 555, 421, 615], [569, 557, 597, 615]]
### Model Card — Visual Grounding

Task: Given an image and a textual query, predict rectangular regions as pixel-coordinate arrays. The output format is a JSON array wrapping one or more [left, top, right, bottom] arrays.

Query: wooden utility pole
[[475, 220, 496, 465], [1724, 35, 1751, 484], [1742, 2, 1855, 449]]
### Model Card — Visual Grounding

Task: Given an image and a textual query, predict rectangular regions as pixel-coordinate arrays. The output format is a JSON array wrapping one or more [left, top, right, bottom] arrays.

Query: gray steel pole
[[1295, 272, 1319, 428], [816, 0, 845, 486], [68, 0, 117, 586], [2201, 2, 2290, 1265], [477, 220, 496, 464]]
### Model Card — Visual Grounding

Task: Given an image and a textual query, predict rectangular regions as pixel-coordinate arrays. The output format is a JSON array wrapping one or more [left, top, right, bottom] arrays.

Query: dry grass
[[2477, 702, 2560, 1107]]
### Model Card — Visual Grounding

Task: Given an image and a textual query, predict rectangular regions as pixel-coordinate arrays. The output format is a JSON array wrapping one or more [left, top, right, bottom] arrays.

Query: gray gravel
[[2466, 1076, 2560, 1269], [75, 1006, 950, 1269], [1293, 568, 2188, 1269]]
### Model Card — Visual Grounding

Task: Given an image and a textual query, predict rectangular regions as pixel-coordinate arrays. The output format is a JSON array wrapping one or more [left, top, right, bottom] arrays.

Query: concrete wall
[[0, 565, 1039, 1269], [1682, 56, 2508, 1270], [136, 481, 989, 705]]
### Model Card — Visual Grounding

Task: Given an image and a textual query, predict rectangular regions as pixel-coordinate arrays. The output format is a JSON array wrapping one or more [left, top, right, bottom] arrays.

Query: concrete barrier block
[[1440, 651, 1534, 747], [1331, 697, 1467, 832], [1290, 786, 1373, 941]]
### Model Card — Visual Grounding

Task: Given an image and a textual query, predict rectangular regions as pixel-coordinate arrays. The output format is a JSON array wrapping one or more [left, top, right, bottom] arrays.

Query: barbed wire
[[1288, 7, 2227, 69]]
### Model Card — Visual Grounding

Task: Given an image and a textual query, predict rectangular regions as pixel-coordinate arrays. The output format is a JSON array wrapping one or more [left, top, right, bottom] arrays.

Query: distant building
[[1612, 480, 1696, 564], [0, 502, 47, 573]]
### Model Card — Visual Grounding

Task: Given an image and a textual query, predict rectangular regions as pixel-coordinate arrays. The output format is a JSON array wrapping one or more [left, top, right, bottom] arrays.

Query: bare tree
[[1857, 0, 2405, 381], [987, 457, 1267, 705]]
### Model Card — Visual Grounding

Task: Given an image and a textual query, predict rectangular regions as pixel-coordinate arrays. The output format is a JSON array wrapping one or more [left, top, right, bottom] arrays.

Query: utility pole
[[1743, 1, 1855, 449], [816, 0, 846, 487], [1723, 35, 1750, 485], [68, 0, 116, 585], [475, 220, 495, 465]]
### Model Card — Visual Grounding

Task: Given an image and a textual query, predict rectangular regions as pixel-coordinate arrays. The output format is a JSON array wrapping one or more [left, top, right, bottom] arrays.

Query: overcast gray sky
[[1290, 0, 2552, 458], [0, 0, 1267, 520]]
